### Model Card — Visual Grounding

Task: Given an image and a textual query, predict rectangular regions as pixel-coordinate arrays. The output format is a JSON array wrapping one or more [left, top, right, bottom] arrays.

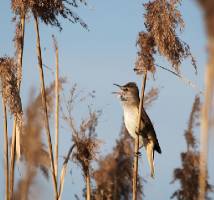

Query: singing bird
[[114, 82, 161, 178]]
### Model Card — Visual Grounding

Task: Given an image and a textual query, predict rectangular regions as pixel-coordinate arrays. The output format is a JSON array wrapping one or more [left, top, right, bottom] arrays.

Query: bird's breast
[[123, 106, 139, 138]]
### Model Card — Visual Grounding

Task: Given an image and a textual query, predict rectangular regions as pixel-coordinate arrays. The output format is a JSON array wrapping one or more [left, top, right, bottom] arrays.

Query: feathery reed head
[[0, 56, 23, 125], [144, 87, 159, 108], [134, 32, 156, 74], [11, 0, 87, 30], [135, 0, 197, 75], [184, 96, 200, 150], [93, 124, 143, 200], [21, 79, 65, 169], [72, 110, 101, 176], [144, 0, 196, 72], [171, 96, 214, 199]]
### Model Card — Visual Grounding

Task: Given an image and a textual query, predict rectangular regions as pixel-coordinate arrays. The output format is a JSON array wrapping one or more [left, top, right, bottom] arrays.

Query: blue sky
[[0, 0, 213, 199]]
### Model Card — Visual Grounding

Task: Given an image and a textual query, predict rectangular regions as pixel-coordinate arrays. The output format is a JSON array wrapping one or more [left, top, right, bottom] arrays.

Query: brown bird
[[114, 82, 161, 177]]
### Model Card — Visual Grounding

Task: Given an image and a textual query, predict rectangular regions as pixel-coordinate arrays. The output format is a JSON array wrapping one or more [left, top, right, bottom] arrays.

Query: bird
[[113, 82, 161, 178]]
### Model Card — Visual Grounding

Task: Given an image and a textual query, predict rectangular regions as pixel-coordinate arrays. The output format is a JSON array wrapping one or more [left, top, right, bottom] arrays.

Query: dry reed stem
[[9, 121, 16, 200], [9, 16, 25, 199], [34, 14, 58, 199], [86, 169, 91, 200], [198, 40, 214, 200], [197, 1, 214, 198], [132, 70, 147, 200], [58, 144, 76, 200], [11, 15, 26, 160], [53, 35, 59, 181], [15, 16, 25, 159], [2, 99, 9, 200]]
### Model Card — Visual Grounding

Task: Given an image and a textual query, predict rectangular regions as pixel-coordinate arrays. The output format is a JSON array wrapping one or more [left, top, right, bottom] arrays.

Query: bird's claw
[[135, 130, 141, 136], [134, 151, 141, 158]]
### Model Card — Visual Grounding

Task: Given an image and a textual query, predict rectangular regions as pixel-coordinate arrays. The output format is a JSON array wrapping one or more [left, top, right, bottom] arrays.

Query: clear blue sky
[[0, 0, 213, 199]]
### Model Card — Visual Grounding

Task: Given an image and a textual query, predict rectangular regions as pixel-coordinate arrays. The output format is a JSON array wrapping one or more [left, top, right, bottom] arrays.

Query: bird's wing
[[140, 107, 162, 154]]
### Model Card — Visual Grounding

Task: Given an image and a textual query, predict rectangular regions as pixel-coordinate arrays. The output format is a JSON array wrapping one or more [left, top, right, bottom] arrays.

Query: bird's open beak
[[113, 83, 123, 89], [112, 83, 123, 96]]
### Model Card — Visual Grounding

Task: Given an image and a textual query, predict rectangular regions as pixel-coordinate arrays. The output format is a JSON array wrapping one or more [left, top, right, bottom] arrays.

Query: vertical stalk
[[58, 144, 75, 200], [16, 15, 26, 160], [9, 121, 16, 200], [9, 15, 26, 199], [54, 37, 59, 181], [33, 14, 58, 199], [86, 169, 91, 200], [198, 37, 214, 200], [2, 99, 9, 200], [132, 70, 147, 200]]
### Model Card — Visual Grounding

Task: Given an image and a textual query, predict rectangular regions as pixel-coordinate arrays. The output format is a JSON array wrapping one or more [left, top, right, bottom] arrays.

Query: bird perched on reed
[[113, 82, 161, 177]]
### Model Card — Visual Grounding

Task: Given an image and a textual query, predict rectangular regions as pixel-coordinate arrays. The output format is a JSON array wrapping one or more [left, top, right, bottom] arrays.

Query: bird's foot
[[135, 130, 140, 136], [134, 151, 141, 158]]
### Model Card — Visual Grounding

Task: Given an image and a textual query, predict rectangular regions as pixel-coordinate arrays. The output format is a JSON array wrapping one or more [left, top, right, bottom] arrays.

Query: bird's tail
[[146, 142, 155, 178]]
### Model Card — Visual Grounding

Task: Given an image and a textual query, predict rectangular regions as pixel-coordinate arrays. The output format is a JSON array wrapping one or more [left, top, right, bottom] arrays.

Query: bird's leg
[[134, 129, 142, 157]]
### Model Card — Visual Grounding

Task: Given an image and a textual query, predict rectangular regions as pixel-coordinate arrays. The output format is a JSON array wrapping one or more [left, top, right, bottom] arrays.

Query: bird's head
[[113, 82, 139, 105]]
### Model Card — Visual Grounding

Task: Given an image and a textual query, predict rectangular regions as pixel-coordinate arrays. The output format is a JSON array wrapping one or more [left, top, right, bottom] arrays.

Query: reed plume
[[61, 86, 100, 200], [13, 80, 64, 200], [93, 125, 143, 200], [71, 110, 100, 200], [135, 0, 197, 75], [11, 0, 87, 30], [171, 96, 213, 200], [0, 57, 23, 126]]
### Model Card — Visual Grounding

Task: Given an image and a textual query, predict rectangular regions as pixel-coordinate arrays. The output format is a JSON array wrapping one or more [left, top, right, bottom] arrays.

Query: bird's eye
[[123, 87, 128, 91]]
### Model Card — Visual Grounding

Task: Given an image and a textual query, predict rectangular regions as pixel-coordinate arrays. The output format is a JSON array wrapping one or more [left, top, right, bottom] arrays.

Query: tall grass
[[197, 1, 214, 199], [9, 2, 26, 194], [2, 99, 9, 200], [132, 70, 147, 200], [34, 14, 58, 199], [53, 35, 60, 184]]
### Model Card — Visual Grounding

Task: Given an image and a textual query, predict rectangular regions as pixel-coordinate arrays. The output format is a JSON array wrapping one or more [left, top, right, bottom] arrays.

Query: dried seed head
[[184, 96, 200, 150], [72, 110, 101, 176], [134, 32, 156, 74], [0, 56, 23, 126], [144, 87, 159, 108], [93, 125, 143, 200], [144, 0, 196, 72], [135, 0, 197, 74], [11, 0, 30, 16], [171, 96, 214, 199], [11, 0, 87, 30]]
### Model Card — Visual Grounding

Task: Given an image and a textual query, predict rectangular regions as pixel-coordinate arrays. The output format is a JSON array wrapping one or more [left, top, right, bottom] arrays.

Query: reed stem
[[132, 70, 147, 200], [2, 99, 9, 200], [53, 36, 59, 181], [34, 14, 58, 199]]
